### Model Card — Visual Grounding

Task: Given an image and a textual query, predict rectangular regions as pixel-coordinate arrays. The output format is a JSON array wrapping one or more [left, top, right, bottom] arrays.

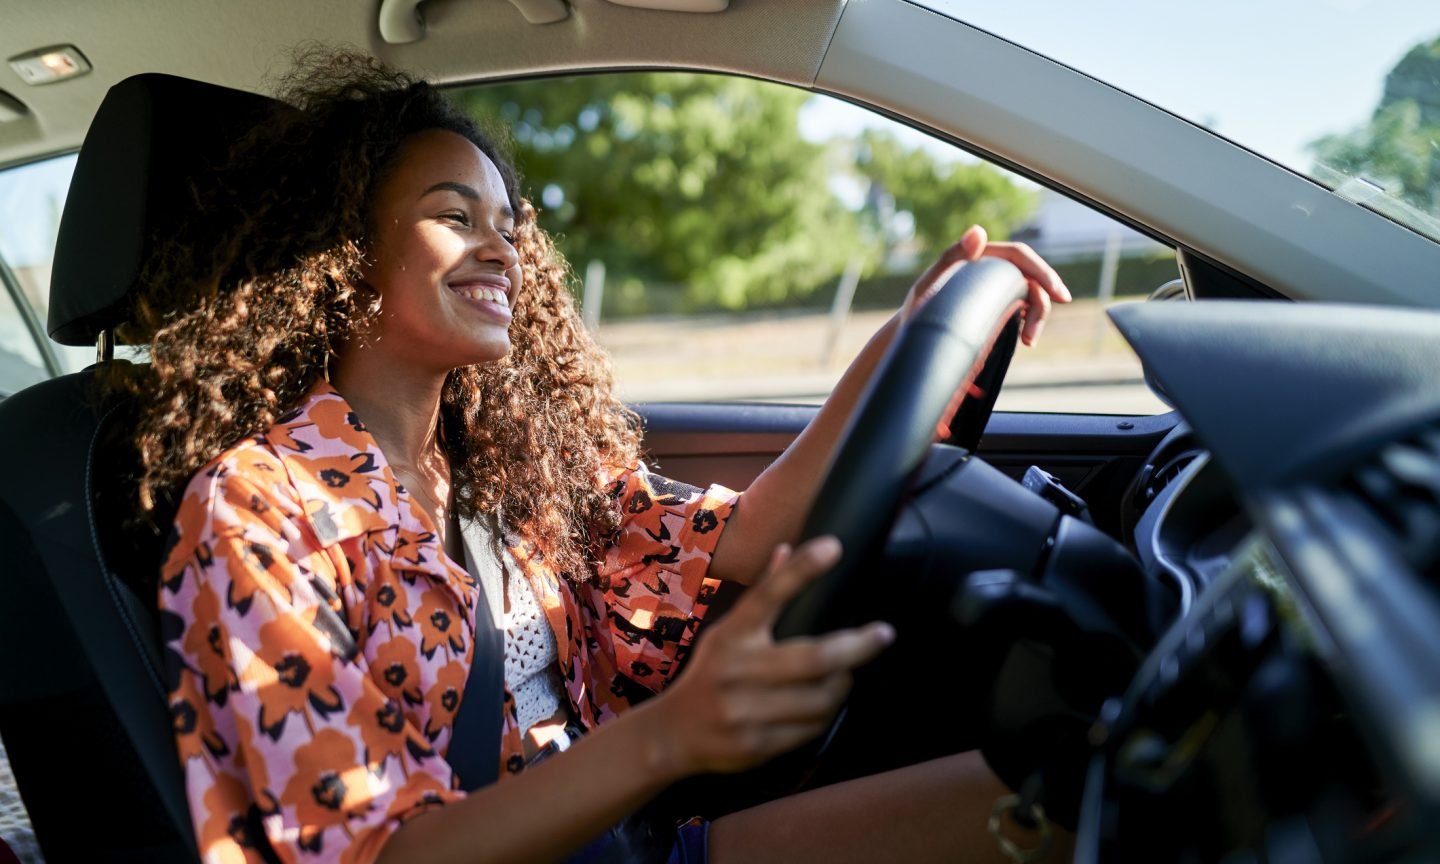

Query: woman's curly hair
[[123, 49, 641, 580]]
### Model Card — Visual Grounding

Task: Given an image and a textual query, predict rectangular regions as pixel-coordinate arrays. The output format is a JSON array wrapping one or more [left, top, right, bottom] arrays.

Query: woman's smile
[[448, 275, 514, 322]]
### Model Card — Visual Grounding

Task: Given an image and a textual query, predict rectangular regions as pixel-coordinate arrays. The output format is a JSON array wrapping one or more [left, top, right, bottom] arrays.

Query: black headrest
[[48, 74, 283, 346]]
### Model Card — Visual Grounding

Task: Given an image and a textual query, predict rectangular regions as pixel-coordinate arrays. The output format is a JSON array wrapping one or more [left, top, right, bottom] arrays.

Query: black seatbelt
[[444, 518, 508, 789]]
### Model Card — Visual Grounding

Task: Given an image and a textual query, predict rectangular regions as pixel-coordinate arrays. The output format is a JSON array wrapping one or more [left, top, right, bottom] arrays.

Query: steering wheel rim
[[663, 260, 1032, 826], [774, 257, 1030, 640]]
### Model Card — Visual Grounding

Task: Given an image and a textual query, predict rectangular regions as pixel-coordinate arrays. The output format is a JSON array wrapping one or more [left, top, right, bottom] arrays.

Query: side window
[[452, 73, 1172, 415], [0, 274, 48, 393], [0, 153, 91, 381]]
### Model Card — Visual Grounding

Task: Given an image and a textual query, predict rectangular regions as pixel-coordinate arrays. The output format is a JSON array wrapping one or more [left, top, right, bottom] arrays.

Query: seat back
[[0, 74, 282, 862]]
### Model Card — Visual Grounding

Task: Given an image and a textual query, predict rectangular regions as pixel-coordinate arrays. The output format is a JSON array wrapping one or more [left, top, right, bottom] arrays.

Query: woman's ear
[[350, 270, 383, 315]]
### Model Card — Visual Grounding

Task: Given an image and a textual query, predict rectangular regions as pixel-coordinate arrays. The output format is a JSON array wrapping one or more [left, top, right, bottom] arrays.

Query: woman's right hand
[[653, 536, 895, 777]]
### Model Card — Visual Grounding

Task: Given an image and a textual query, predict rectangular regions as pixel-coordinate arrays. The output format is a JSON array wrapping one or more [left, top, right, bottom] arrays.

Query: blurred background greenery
[[1310, 35, 1440, 236], [451, 73, 1040, 317]]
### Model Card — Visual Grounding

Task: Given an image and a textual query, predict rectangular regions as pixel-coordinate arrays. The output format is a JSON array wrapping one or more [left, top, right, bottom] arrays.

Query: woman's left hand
[[901, 224, 1072, 346], [710, 227, 1071, 586]]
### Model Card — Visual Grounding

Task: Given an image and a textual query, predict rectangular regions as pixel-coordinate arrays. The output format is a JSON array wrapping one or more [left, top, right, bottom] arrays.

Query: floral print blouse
[[159, 382, 739, 863]]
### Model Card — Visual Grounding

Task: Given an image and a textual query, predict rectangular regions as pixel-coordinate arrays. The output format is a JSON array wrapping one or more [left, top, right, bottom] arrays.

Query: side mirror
[[1137, 280, 1188, 407], [1147, 278, 1188, 302]]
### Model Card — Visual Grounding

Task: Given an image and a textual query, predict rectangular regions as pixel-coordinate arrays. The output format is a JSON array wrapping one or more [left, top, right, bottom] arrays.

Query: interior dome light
[[9, 46, 91, 85]]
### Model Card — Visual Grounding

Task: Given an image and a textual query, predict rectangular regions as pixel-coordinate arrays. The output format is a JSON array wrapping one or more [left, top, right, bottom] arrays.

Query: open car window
[[450, 72, 1173, 414]]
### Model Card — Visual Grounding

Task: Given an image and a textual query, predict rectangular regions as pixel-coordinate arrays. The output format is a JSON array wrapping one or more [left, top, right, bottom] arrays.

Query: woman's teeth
[[452, 285, 509, 306]]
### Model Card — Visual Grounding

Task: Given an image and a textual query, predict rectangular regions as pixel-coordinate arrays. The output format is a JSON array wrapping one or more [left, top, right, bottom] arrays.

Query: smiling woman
[[115, 43, 1090, 864], [120, 53, 639, 588], [105, 47, 1074, 864]]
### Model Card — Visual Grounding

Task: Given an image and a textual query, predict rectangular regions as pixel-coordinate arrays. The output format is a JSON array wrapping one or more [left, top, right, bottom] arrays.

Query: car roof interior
[[0, 0, 846, 170]]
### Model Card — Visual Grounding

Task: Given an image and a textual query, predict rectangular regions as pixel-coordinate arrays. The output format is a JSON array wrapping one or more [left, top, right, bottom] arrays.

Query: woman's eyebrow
[[421, 182, 516, 221], [422, 181, 479, 200]]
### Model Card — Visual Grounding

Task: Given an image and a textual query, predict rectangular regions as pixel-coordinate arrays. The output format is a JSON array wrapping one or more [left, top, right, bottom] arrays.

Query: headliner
[[0, 0, 844, 169]]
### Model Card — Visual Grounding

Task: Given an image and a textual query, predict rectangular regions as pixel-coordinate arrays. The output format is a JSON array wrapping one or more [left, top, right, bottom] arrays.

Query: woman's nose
[[478, 229, 519, 269]]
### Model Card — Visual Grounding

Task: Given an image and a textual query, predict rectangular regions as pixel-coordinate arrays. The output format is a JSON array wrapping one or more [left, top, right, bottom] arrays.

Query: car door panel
[[637, 403, 1178, 538]]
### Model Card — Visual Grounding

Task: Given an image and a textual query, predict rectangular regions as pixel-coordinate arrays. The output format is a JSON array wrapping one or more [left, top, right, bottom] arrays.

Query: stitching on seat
[[84, 395, 167, 698]]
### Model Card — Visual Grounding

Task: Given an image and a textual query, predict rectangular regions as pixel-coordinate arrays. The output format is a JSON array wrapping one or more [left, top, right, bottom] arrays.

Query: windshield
[[917, 0, 1440, 241]]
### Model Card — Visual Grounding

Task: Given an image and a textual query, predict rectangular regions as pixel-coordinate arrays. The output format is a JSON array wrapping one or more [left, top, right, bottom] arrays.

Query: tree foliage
[[851, 130, 1034, 260], [1312, 37, 1440, 214], [451, 73, 1035, 311]]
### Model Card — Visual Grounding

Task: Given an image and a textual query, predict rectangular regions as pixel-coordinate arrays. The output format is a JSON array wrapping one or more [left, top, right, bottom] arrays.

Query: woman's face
[[361, 129, 521, 372]]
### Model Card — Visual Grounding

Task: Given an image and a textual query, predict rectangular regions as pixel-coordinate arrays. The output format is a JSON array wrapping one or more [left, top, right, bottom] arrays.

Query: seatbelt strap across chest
[[443, 515, 508, 790]]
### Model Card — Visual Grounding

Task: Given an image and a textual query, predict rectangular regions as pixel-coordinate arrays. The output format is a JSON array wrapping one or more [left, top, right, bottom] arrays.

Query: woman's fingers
[[1021, 278, 1054, 346], [904, 225, 1072, 330], [727, 535, 842, 631], [668, 536, 895, 775], [815, 620, 895, 669], [727, 622, 895, 685], [958, 223, 988, 261], [970, 239, 1068, 347], [979, 240, 1072, 304], [719, 673, 854, 728]]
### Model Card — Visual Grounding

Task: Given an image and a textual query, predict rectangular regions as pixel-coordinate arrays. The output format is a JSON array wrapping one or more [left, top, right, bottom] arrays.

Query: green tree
[[452, 73, 861, 310], [451, 73, 1037, 312], [1312, 36, 1440, 213], [850, 129, 1036, 262]]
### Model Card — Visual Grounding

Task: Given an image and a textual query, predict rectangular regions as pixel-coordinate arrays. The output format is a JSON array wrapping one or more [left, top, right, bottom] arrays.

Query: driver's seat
[[0, 74, 281, 862]]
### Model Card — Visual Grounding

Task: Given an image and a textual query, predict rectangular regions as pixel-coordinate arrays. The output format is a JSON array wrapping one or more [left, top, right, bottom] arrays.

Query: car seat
[[0, 73, 282, 863]]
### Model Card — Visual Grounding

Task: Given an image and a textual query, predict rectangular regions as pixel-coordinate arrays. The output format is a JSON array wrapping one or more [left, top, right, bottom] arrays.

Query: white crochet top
[[460, 516, 568, 736], [502, 568, 567, 732]]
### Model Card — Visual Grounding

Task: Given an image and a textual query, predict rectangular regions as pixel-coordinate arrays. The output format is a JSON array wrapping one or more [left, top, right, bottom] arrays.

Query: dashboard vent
[[1341, 425, 1440, 577], [1143, 449, 1202, 504], [1121, 423, 1204, 547]]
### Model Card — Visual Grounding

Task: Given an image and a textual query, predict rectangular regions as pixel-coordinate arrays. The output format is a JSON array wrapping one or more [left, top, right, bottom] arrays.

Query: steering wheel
[[659, 260, 1031, 831], [773, 257, 1029, 639]]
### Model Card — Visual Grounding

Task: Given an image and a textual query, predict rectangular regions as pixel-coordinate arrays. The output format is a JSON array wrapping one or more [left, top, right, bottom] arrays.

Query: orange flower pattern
[[160, 382, 738, 862]]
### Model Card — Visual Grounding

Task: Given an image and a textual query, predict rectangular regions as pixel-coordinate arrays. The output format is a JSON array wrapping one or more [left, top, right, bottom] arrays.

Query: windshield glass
[[918, 0, 1440, 241]]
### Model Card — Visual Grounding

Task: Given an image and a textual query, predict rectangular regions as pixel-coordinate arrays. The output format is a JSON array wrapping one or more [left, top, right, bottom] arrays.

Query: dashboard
[[1068, 301, 1440, 862]]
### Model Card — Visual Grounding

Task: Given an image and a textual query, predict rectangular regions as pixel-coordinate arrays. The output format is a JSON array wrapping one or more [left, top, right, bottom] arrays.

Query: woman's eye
[[501, 231, 516, 245], [442, 211, 470, 226]]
